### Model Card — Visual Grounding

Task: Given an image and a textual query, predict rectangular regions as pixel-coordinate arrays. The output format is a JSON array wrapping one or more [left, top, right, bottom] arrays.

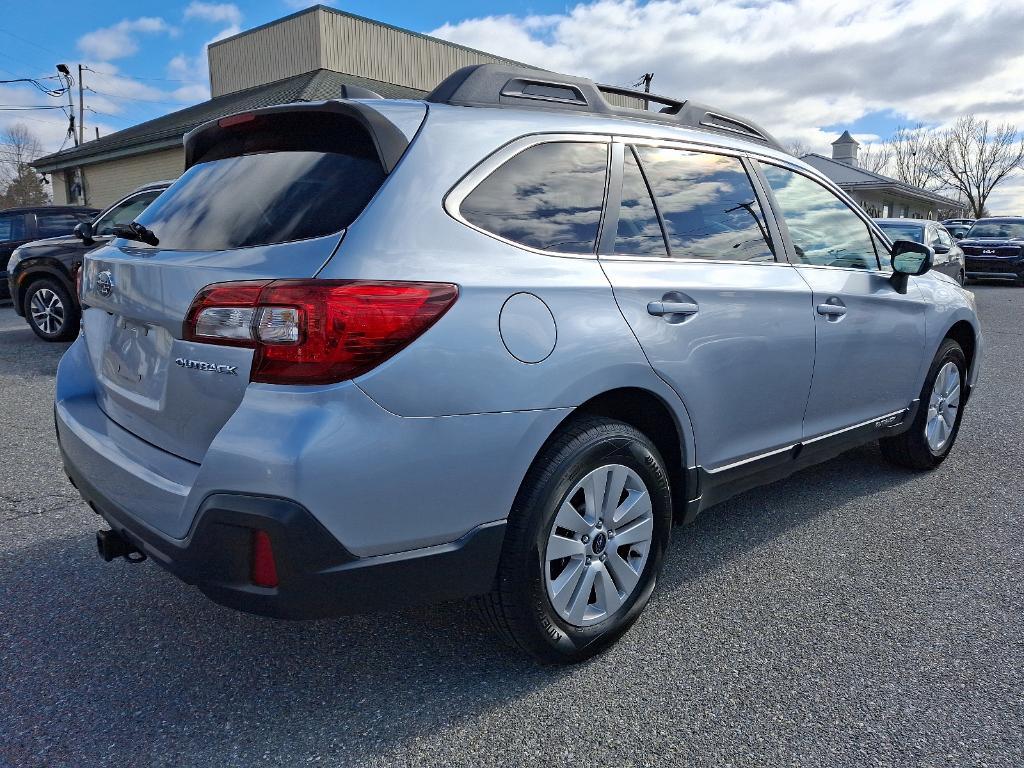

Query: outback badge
[[175, 357, 238, 376]]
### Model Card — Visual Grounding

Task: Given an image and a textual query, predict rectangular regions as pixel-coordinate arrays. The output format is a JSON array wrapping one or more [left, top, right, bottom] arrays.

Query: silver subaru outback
[[56, 65, 982, 663]]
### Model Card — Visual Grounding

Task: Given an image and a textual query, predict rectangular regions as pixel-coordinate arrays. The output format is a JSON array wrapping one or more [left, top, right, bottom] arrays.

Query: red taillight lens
[[250, 529, 278, 588], [183, 280, 459, 384]]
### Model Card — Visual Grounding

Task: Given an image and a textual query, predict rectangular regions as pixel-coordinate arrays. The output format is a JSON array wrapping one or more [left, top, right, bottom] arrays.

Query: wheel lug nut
[[585, 557, 592, 565], [596, 519, 603, 529], [581, 535, 589, 544], [608, 530, 615, 538]]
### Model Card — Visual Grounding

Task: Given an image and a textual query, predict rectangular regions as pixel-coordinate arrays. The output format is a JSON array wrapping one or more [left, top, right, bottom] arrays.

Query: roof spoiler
[[427, 64, 783, 151], [183, 99, 408, 173]]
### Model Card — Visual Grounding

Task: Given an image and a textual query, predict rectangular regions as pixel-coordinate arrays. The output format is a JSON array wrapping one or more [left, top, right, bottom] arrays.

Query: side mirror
[[890, 239, 933, 294], [933, 244, 950, 254], [953, 232, 964, 240], [73, 222, 94, 245]]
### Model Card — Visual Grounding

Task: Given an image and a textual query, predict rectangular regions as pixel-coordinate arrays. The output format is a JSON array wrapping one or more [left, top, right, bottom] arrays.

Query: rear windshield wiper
[[112, 221, 159, 246]]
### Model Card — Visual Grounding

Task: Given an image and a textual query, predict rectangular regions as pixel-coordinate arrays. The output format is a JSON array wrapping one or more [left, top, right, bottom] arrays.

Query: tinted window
[[636, 147, 774, 262], [37, 211, 90, 238], [760, 164, 878, 269], [94, 190, 162, 236], [878, 222, 924, 243], [461, 142, 608, 254], [965, 221, 1024, 239], [133, 112, 386, 251], [614, 147, 666, 256], [0, 214, 25, 242]]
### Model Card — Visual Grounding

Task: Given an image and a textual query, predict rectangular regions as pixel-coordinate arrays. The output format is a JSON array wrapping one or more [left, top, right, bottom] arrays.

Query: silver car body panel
[[56, 98, 983, 564]]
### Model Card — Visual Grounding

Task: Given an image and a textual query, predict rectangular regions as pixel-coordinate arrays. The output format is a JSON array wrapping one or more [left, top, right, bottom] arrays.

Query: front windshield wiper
[[112, 221, 159, 246]]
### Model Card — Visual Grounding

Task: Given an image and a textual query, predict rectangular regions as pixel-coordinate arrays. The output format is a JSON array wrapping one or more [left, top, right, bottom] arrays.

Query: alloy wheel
[[29, 288, 65, 336], [544, 464, 654, 627], [926, 360, 961, 452]]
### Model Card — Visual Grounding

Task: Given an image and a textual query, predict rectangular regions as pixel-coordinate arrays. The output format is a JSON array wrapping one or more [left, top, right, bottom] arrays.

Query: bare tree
[[887, 124, 940, 190], [0, 124, 42, 184], [929, 116, 1024, 218], [0, 123, 47, 206], [785, 138, 809, 158], [858, 142, 891, 174]]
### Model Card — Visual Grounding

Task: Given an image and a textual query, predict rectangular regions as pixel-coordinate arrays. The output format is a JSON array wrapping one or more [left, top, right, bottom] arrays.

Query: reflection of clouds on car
[[635, 147, 774, 262], [762, 165, 877, 269], [461, 142, 607, 253]]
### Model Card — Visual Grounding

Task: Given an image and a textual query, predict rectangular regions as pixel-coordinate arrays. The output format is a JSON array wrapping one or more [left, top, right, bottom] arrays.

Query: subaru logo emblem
[[96, 270, 113, 297], [982, 249, 994, 254]]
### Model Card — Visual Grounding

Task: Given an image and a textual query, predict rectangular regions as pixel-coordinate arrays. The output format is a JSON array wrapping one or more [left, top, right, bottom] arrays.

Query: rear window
[[460, 141, 608, 254], [878, 222, 924, 243], [132, 112, 386, 251]]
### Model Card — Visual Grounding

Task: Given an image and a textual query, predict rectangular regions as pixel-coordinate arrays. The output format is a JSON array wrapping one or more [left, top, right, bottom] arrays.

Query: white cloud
[[77, 17, 176, 61], [429, 0, 1024, 157], [167, 11, 244, 103], [184, 2, 243, 27]]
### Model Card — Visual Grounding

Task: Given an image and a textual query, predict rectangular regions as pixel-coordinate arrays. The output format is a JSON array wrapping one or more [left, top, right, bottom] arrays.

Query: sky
[[1, 0, 1023, 212]]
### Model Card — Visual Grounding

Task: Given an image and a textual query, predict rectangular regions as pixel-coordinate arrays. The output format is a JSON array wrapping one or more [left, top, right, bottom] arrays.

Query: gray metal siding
[[209, 12, 321, 97], [209, 7, 530, 97]]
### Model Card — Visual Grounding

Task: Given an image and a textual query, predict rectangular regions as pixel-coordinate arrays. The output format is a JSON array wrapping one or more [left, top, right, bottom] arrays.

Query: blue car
[[56, 64, 983, 662]]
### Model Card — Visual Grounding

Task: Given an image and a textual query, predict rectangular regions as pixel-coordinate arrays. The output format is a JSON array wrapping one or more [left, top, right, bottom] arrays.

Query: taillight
[[183, 280, 458, 385]]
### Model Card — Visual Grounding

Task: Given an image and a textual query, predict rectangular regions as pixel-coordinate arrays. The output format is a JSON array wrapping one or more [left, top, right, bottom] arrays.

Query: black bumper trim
[[63, 453, 506, 619]]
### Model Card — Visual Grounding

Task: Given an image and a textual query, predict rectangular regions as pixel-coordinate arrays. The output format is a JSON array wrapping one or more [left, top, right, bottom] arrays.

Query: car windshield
[[878, 222, 924, 243], [966, 221, 1024, 239]]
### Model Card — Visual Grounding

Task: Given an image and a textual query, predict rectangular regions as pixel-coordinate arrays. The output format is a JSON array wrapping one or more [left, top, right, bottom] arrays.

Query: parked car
[[874, 218, 966, 284], [942, 217, 975, 226], [958, 217, 1024, 285], [7, 182, 169, 340], [56, 65, 983, 663], [0, 205, 96, 304], [945, 223, 972, 240]]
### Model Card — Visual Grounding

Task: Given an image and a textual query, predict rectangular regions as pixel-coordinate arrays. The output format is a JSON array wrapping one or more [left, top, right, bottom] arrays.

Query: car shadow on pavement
[[0, 441, 916, 766]]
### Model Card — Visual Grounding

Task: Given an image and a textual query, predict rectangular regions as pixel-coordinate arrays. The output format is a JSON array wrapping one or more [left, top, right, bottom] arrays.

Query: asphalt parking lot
[[1, 286, 1022, 768]]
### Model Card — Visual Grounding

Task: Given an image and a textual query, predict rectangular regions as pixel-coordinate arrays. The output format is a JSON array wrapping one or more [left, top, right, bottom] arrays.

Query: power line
[[85, 67, 204, 85], [0, 104, 67, 110], [86, 86, 187, 107]]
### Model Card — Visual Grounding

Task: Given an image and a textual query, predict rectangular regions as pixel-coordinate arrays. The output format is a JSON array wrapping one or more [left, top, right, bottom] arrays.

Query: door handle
[[816, 303, 847, 317], [648, 300, 699, 317]]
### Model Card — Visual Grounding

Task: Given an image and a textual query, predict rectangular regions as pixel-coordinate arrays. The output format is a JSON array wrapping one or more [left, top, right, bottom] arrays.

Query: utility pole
[[56, 64, 78, 147], [78, 64, 85, 145]]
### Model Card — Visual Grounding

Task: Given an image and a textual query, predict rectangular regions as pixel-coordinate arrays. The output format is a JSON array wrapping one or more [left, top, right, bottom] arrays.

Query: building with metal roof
[[33, 5, 530, 208], [801, 131, 963, 220]]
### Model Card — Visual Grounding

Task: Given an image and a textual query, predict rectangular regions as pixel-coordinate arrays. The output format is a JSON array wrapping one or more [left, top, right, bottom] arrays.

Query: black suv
[[7, 182, 168, 340], [1, 205, 97, 304], [959, 217, 1024, 285]]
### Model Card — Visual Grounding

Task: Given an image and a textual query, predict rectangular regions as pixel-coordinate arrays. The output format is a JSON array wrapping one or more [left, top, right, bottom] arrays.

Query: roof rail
[[426, 64, 782, 151]]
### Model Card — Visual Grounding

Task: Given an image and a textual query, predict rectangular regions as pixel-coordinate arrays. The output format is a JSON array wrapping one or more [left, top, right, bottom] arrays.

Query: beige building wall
[[208, 6, 525, 97], [81, 148, 184, 209], [50, 171, 68, 205]]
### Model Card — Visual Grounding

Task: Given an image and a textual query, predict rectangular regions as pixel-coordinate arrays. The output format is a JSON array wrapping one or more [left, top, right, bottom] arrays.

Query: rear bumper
[[64, 457, 505, 618]]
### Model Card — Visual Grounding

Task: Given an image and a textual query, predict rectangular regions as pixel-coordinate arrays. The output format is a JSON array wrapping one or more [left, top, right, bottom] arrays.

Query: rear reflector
[[183, 280, 458, 384], [250, 530, 278, 588], [219, 112, 256, 128]]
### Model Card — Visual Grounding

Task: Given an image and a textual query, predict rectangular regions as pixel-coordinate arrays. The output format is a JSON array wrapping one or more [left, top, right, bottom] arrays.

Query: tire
[[880, 338, 966, 470], [476, 416, 673, 663], [23, 278, 79, 342]]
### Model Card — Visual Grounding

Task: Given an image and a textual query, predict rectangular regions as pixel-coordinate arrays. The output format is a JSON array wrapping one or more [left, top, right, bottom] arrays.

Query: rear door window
[[94, 190, 163, 236], [460, 141, 608, 255], [614, 147, 667, 256], [132, 112, 387, 251], [635, 147, 775, 262]]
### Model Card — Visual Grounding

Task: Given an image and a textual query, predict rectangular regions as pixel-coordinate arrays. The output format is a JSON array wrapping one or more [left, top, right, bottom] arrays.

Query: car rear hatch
[[78, 100, 425, 464]]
